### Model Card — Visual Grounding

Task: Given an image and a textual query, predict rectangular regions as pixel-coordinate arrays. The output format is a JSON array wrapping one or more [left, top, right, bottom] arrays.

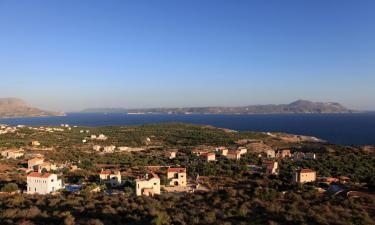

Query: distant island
[[83, 100, 355, 114], [0, 98, 65, 119]]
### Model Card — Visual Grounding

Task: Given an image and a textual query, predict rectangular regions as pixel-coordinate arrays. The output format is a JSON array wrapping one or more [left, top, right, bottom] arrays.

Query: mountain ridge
[[82, 100, 355, 114], [0, 98, 65, 119]]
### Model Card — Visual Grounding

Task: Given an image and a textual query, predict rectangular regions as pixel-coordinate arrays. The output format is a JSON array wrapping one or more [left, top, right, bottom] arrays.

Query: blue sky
[[0, 0, 374, 111]]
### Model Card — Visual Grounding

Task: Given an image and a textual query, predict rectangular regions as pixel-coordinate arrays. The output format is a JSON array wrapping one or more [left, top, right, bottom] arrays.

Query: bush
[[1, 183, 19, 193]]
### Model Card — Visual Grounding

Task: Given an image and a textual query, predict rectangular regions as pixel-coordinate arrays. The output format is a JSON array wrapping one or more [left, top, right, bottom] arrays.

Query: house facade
[[293, 169, 317, 183], [277, 149, 292, 158], [27, 172, 63, 194], [99, 170, 122, 186], [28, 157, 44, 170], [1, 149, 24, 159], [200, 152, 215, 162], [135, 173, 160, 196], [167, 168, 187, 187], [226, 150, 241, 160]]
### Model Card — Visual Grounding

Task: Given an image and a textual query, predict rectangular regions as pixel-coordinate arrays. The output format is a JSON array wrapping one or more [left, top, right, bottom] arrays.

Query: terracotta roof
[[138, 173, 160, 181], [27, 172, 53, 178], [300, 169, 315, 173], [100, 170, 112, 175], [200, 152, 215, 157], [227, 150, 240, 155], [167, 168, 186, 173]]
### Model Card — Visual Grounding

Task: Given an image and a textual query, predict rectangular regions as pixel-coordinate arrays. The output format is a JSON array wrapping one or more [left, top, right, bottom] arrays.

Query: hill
[[0, 98, 64, 119], [83, 100, 354, 114]]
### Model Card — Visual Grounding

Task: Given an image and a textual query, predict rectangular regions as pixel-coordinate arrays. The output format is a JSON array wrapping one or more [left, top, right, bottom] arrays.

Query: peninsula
[[83, 100, 354, 114]]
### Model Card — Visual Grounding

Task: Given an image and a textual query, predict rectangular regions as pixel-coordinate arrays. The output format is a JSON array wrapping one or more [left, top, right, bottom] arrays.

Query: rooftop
[[167, 168, 186, 173], [299, 168, 315, 173], [27, 172, 53, 178]]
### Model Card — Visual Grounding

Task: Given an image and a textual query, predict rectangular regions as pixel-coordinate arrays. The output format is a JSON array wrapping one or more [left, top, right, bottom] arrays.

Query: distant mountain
[[0, 98, 64, 119], [82, 100, 355, 114]]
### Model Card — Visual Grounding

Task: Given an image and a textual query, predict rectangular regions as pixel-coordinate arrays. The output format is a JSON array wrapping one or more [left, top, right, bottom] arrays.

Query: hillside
[[83, 100, 354, 114], [0, 98, 64, 119]]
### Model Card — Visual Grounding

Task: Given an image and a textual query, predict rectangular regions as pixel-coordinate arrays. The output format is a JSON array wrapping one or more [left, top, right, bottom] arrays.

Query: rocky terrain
[[0, 98, 64, 119]]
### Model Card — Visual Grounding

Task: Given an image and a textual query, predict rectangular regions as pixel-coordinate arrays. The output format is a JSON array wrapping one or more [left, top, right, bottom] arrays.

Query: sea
[[1, 113, 375, 146]]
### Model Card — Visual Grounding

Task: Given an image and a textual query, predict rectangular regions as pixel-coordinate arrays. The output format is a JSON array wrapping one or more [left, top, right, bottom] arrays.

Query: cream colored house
[[266, 149, 276, 158], [167, 168, 187, 187], [97, 134, 108, 141], [27, 172, 63, 194], [200, 152, 215, 162], [37, 162, 52, 173], [216, 147, 228, 156], [93, 145, 101, 151], [135, 173, 160, 196], [293, 169, 317, 183], [28, 157, 44, 170], [226, 150, 241, 160], [166, 150, 177, 159], [103, 145, 116, 153], [31, 141, 41, 146], [238, 147, 247, 155], [277, 149, 292, 158], [1, 149, 24, 159], [99, 170, 122, 187]]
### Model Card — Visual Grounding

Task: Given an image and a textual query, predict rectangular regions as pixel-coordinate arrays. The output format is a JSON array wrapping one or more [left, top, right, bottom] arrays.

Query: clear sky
[[0, 0, 374, 111]]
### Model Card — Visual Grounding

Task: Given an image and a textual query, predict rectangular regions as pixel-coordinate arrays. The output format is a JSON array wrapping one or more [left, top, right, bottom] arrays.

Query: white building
[[27, 172, 64, 194], [1, 149, 24, 159], [266, 149, 276, 158], [103, 145, 116, 153], [135, 173, 160, 196], [99, 170, 122, 187], [167, 168, 187, 187], [166, 150, 177, 159], [28, 157, 44, 170], [97, 134, 108, 141], [93, 145, 101, 151], [238, 147, 248, 155], [216, 147, 228, 156]]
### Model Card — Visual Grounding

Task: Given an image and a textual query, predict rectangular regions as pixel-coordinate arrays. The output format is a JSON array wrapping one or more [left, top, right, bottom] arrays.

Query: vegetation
[[0, 123, 374, 224]]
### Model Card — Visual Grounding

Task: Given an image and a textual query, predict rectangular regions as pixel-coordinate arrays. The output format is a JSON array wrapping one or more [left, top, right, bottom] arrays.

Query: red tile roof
[[200, 152, 215, 157], [300, 169, 315, 173], [167, 168, 186, 173], [27, 172, 52, 178], [100, 170, 112, 175]]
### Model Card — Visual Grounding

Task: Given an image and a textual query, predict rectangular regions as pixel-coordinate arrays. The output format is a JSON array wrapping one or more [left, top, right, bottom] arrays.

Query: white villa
[[27, 172, 64, 194], [167, 168, 187, 187], [99, 170, 122, 187], [28, 157, 44, 170], [135, 173, 160, 196], [238, 147, 248, 155], [1, 149, 24, 159], [93, 145, 102, 151], [103, 145, 116, 153]]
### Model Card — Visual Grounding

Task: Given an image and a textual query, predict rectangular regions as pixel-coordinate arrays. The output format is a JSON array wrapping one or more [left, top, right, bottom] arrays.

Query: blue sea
[[1, 113, 375, 146]]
